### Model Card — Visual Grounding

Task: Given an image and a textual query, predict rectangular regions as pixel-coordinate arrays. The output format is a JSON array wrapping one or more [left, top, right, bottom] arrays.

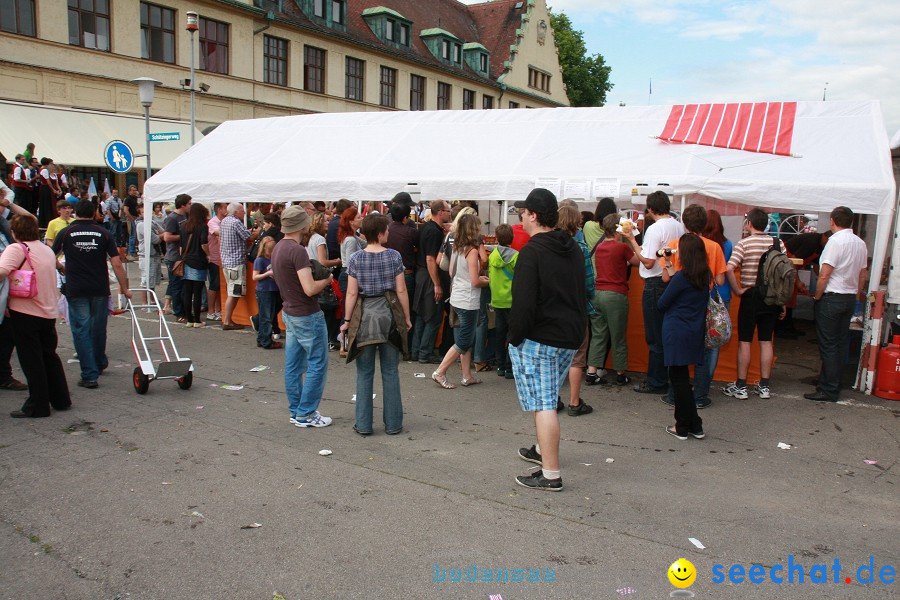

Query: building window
[[332, 0, 344, 24], [480, 54, 488, 73], [452, 43, 461, 64], [509, 101, 520, 109], [68, 0, 110, 52], [380, 66, 397, 108], [199, 17, 229, 74], [346, 57, 365, 101], [463, 89, 475, 110], [399, 23, 410, 46], [304, 46, 326, 93], [140, 2, 175, 64], [437, 82, 451, 110], [0, 0, 36, 36], [483, 94, 494, 109], [263, 35, 288, 86], [441, 40, 450, 60], [528, 67, 551, 93], [385, 18, 394, 41], [409, 75, 425, 111], [313, 0, 325, 18]]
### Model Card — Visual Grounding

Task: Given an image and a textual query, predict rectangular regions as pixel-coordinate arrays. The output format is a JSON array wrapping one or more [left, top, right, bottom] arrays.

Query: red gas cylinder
[[873, 335, 900, 400]]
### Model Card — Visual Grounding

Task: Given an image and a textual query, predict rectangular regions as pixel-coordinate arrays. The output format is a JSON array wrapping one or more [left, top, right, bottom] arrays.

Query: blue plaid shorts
[[509, 339, 576, 412]]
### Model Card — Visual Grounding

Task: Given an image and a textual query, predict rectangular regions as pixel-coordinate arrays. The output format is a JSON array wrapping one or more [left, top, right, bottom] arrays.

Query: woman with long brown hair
[[179, 203, 210, 327], [658, 233, 711, 440], [431, 213, 489, 389]]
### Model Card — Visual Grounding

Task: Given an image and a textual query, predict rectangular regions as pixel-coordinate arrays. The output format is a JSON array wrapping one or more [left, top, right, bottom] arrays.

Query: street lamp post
[[130, 76, 161, 290], [186, 11, 198, 146]]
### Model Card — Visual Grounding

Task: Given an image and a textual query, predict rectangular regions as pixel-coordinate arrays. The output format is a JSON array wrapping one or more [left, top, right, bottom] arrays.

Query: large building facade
[[0, 0, 569, 187]]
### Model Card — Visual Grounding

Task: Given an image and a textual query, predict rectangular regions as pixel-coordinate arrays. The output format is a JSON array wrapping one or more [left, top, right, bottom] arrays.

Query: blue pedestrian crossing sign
[[104, 140, 134, 173]]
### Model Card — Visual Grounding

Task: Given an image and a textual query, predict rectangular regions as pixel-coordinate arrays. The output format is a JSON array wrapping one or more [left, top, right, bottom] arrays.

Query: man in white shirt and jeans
[[624, 191, 685, 394], [804, 206, 868, 402]]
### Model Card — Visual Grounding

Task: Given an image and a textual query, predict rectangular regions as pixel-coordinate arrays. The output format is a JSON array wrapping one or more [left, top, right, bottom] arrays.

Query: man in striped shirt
[[723, 208, 786, 400]]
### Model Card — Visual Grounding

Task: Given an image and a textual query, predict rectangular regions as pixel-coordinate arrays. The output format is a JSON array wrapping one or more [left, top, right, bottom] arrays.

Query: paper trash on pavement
[[777, 442, 794, 450], [240, 523, 262, 529], [689, 537, 705, 549], [221, 385, 244, 391], [318, 449, 333, 456], [864, 459, 878, 465], [249, 365, 269, 372]]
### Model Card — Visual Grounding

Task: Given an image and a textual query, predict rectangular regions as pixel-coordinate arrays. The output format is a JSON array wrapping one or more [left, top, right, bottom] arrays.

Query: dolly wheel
[[177, 371, 193, 390], [133, 367, 150, 395]]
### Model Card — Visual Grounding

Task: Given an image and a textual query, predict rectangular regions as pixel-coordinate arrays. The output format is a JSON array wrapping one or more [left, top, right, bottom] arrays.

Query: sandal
[[460, 377, 482, 387], [431, 371, 456, 389], [475, 362, 494, 372]]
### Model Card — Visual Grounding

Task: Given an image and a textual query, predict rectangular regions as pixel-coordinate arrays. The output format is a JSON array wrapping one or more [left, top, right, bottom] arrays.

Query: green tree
[[550, 11, 613, 107]]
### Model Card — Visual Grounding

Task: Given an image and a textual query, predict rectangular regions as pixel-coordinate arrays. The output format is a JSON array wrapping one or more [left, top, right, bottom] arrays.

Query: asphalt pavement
[[1, 307, 897, 600]]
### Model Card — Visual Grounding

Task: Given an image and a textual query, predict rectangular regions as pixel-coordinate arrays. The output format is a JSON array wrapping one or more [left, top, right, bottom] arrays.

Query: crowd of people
[[0, 151, 871, 491]]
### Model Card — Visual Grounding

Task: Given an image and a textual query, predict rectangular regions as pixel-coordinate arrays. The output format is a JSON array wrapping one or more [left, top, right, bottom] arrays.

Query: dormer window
[[363, 6, 412, 49], [306, 0, 345, 31], [462, 43, 490, 77], [420, 29, 463, 67]]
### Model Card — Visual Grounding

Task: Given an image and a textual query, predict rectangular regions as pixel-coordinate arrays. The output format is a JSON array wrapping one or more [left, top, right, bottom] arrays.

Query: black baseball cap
[[514, 188, 558, 215]]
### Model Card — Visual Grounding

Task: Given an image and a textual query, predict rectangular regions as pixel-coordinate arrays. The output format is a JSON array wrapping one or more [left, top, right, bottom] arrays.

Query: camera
[[656, 248, 677, 257]]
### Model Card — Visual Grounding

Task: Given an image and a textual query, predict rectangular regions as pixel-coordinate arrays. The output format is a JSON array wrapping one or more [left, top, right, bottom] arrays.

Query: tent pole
[[502, 201, 508, 224], [680, 195, 686, 216]]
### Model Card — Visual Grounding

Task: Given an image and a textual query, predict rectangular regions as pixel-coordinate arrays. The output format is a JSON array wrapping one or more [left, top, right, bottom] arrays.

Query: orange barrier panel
[[224, 264, 284, 330], [615, 269, 762, 383]]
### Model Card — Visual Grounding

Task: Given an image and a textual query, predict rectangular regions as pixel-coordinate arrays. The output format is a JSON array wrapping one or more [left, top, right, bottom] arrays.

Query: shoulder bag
[[172, 232, 193, 278], [9, 243, 38, 299], [439, 234, 452, 272]]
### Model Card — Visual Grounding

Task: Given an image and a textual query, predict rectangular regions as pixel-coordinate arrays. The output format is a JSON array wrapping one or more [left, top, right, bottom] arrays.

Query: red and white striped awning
[[659, 102, 797, 156]]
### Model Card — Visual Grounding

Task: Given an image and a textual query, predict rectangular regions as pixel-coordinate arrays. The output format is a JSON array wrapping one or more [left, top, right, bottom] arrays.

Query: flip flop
[[460, 377, 482, 387], [475, 362, 494, 372], [431, 371, 456, 389]]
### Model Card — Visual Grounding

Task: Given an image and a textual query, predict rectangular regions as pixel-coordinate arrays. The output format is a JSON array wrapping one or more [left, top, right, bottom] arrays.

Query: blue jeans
[[165, 259, 185, 317], [642, 276, 668, 388], [256, 290, 279, 347], [128, 221, 136, 254], [493, 307, 512, 372], [354, 343, 403, 433], [68, 295, 109, 382], [283, 311, 329, 419], [815, 294, 856, 400]]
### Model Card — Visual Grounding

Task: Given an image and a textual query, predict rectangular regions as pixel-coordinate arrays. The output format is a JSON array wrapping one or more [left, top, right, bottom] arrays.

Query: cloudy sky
[[461, 0, 900, 137]]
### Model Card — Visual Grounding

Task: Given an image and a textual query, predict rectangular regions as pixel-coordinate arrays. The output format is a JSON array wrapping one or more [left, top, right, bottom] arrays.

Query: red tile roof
[[466, 0, 527, 81], [276, 0, 529, 87]]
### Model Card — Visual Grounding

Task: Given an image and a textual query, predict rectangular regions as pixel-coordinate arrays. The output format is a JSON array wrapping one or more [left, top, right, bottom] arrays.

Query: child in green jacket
[[488, 224, 518, 378]]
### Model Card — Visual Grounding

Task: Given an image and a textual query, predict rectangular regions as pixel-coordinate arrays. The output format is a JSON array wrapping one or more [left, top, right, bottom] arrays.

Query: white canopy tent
[[143, 100, 896, 293]]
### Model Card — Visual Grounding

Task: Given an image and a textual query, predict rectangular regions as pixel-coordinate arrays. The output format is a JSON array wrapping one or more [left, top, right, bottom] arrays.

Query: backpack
[[755, 237, 796, 306]]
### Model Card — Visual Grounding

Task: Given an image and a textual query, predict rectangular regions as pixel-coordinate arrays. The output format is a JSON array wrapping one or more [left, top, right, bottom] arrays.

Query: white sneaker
[[753, 384, 771, 399], [292, 411, 333, 428], [722, 382, 748, 400]]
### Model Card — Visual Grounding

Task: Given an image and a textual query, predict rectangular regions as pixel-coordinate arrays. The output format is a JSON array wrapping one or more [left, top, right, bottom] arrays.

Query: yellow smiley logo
[[668, 558, 697, 588]]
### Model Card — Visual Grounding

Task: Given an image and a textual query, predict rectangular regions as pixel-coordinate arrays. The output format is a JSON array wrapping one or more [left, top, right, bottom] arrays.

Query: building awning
[[0, 101, 201, 170]]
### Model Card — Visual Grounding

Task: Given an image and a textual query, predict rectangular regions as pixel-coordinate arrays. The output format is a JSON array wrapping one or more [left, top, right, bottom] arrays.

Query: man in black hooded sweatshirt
[[508, 188, 587, 491]]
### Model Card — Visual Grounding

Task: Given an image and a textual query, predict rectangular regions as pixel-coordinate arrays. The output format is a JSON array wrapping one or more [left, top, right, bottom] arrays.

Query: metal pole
[[190, 30, 196, 145], [143, 104, 152, 291]]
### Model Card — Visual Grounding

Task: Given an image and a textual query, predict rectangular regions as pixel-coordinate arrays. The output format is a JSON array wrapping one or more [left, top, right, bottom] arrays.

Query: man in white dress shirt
[[804, 206, 868, 402]]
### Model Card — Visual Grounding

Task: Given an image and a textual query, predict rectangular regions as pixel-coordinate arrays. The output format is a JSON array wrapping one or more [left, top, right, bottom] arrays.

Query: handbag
[[9, 243, 38, 299], [172, 231, 193, 277], [438, 234, 451, 272], [705, 288, 732, 349]]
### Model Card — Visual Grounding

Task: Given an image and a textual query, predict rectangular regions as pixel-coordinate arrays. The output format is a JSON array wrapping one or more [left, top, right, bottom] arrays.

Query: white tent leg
[[503, 200, 509, 224], [680, 195, 686, 215]]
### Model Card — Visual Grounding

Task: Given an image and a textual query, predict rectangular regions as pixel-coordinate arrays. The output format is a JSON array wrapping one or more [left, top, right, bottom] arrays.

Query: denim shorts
[[452, 306, 479, 354], [183, 265, 208, 282], [509, 339, 576, 412]]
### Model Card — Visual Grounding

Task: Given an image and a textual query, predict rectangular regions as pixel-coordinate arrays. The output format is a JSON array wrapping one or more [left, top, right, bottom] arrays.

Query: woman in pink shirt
[[0, 214, 71, 418]]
